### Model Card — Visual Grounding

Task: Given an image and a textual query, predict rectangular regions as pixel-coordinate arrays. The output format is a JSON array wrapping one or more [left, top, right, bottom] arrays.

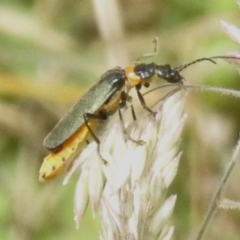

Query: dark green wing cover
[[43, 67, 126, 150]]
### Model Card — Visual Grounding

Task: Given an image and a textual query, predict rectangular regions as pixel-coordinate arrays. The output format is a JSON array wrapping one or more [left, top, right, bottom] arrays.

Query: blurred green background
[[1, 0, 240, 239]]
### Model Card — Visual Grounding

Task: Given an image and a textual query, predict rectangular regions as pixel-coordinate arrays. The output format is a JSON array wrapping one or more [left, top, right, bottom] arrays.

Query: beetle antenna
[[134, 37, 158, 65], [175, 55, 240, 72], [175, 58, 217, 72]]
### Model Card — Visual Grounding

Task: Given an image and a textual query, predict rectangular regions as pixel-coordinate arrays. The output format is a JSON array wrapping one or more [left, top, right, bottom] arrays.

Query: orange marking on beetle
[[124, 65, 141, 87], [39, 120, 97, 182]]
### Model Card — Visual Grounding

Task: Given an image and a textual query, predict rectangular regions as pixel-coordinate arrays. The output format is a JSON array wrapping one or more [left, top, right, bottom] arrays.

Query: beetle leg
[[136, 85, 156, 116], [118, 92, 145, 145], [83, 112, 109, 163], [118, 108, 145, 145]]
